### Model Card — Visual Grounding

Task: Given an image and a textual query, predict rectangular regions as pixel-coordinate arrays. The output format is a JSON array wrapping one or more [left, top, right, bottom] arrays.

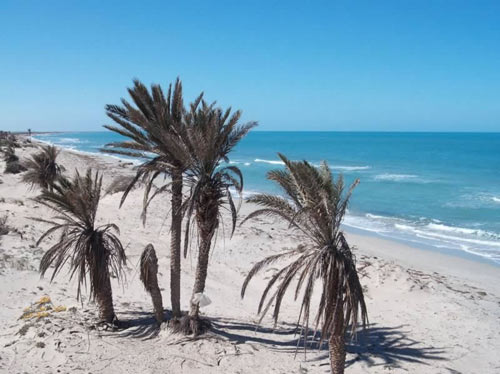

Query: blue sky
[[1, 1, 499, 132]]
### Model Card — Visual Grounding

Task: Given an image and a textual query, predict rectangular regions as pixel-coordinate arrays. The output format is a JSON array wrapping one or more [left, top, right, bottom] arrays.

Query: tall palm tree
[[101, 78, 193, 319], [22, 144, 65, 191], [240, 154, 367, 374], [178, 100, 256, 335], [140, 244, 164, 324], [35, 169, 126, 324]]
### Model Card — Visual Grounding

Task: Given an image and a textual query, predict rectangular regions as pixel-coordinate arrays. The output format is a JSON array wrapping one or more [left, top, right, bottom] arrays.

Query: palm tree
[[101, 78, 193, 319], [22, 144, 65, 191], [178, 100, 256, 335], [140, 244, 164, 324], [35, 168, 126, 324], [240, 154, 367, 374]]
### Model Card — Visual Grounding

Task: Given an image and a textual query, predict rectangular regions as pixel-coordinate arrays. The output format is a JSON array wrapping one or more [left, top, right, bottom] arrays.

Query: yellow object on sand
[[36, 296, 51, 304], [20, 296, 67, 320]]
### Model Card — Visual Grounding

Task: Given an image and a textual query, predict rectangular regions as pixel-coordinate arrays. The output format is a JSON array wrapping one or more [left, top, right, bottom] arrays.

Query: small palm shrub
[[35, 168, 126, 324], [140, 244, 164, 324], [22, 145, 65, 191]]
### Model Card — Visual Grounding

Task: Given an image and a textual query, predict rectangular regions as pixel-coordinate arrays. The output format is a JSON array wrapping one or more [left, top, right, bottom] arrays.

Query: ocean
[[34, 131, 500, 265]]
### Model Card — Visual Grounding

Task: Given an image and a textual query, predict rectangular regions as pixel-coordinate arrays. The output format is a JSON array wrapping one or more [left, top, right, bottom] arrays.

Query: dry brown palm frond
[[140, 244, 164, 324], [105, 174, 142, 196], [140, 244, 158, 292]]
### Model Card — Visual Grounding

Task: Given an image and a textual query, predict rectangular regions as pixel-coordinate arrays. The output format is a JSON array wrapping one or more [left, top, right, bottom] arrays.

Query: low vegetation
[[2, 143, 27, 174], [22, 145, 65, 191], [0, 215, 10, 236]]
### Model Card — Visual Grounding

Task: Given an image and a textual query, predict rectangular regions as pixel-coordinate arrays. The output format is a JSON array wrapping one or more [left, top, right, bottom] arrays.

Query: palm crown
[[102, 78, 191, 212], [183, 100, 257, 247]]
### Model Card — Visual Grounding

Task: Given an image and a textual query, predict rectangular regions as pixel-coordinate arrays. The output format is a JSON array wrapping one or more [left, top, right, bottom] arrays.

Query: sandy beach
[[1, 141, 499, 374]]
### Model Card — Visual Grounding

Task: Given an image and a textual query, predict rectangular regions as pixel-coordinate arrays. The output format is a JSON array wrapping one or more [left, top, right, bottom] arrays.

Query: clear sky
[[1, 0, 499, 132]]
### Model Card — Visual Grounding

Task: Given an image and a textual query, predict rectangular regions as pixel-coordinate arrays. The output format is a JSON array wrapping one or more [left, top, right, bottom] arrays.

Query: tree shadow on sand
[[344, 324, 447, 368], [111, 310, 172, 340], [210, 319, 446, 369]]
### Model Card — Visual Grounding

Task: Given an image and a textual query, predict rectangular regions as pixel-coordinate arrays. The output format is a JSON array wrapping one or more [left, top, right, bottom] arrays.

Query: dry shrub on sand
[[5, 160, 27, 174], [0, 215, 10, 236]]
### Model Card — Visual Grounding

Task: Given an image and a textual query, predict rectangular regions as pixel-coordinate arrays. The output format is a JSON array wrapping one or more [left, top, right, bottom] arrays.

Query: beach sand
[[0, 142, 499, 373]]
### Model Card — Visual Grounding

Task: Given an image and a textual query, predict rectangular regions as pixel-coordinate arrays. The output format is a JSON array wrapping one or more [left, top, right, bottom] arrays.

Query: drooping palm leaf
[[35, 169, 126, 303], [241, 154, 367, 354]]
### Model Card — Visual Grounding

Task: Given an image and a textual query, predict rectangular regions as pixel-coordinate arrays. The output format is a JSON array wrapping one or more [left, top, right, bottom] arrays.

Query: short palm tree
[[140, 244, 164, 324], [179, 100, 256, 335], [102, 78, 193, 319], [240, 154, 367, 374], [22, 145, 65, 191], [35, 168, 126, 324]]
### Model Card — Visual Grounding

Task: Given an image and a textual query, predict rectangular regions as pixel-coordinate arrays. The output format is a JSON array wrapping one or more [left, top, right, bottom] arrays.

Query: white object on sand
[[192, 293, 211, 307]]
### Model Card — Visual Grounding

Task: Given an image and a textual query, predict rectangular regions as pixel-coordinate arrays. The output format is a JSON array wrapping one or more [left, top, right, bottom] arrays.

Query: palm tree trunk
[[95, 272, 115, 323], [149, 279, 164, 324], [328, 310, 346, 374], [140, 244, 164, 324], [189, 232, 212, 318], [170, 169, 183, 318]]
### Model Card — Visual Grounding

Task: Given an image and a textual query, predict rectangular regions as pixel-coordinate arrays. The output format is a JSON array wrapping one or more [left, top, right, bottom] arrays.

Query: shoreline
[[32, 134, 500, 268]]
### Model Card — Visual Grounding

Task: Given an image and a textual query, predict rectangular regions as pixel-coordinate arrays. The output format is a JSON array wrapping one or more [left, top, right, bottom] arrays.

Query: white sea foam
[[254, 158, 285, 165], [344, 212, 500, 263], [374, 173, 419, 182], [426, 223, 482, 236], [331, 165, 371, 171], [254, 158, 369, 171], [58, 137, 84, 143], [229, 160, 252, 166], [446, 193, 500, 209]]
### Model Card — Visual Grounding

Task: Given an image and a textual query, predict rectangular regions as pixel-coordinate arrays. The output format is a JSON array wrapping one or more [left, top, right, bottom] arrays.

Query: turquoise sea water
[[35, 131, 500, 265]]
